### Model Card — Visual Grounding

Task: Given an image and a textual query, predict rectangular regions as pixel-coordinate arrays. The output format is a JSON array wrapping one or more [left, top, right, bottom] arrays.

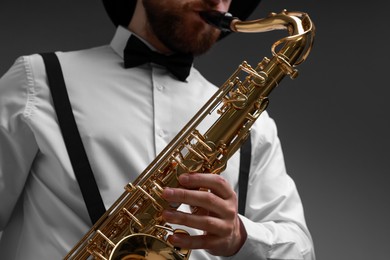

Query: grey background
[[0, 0, 388, 259]]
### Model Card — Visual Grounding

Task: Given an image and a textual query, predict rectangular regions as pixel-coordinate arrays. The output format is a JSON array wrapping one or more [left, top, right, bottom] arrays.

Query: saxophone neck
[[232, 10, 311, 35], [202, 9, 315, 67], [202, 9, 313, 34]]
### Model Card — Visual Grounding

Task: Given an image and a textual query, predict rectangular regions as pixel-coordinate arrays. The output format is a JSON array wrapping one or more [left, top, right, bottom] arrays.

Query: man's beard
[[142, 0, 221, 55]]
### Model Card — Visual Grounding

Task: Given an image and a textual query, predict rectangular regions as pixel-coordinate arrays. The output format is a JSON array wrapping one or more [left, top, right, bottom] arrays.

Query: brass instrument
[[64, 9, 315, 260]]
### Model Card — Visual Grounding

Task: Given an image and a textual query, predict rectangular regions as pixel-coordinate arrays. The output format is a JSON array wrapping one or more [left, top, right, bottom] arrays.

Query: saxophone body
[[64, 10, 315, 260]]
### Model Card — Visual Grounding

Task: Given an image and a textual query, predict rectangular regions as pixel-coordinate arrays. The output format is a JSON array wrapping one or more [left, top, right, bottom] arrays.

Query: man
[[0, 0, 315, 259]]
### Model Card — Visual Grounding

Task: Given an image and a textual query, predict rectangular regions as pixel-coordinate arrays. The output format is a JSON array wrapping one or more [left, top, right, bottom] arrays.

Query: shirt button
[[158, 129, 165, 137], [156, 84, 164, 91]]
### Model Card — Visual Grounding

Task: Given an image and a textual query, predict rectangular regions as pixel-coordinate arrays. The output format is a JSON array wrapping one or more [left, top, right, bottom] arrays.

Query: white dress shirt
[[0, 26, 315, 259]]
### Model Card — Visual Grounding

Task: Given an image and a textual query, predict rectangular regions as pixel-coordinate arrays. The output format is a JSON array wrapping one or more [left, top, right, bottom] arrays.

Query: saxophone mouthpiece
[[200, 11, 236, 32]]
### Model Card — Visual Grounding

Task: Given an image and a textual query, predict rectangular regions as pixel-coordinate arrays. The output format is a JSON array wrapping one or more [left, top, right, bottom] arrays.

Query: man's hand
[[161, 173, 247, 256]]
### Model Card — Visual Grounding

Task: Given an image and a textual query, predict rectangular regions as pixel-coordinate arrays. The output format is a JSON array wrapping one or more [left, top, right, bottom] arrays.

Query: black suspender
[[238, 135, 252, 216], [40, 52, 251, 222], [40, 52, 106, 224]]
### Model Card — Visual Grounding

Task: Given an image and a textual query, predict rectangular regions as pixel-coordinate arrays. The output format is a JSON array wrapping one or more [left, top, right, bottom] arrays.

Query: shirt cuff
[[224, 215, 271, 259], [224, 215, 306, 260]]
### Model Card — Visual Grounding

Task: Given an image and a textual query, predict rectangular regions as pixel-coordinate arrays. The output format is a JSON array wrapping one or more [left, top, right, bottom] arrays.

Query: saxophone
[[64, 9, 315, 260]]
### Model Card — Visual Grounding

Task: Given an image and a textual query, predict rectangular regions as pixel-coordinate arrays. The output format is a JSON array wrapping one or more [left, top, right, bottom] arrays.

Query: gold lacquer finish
[[64, 10, 315, 260]]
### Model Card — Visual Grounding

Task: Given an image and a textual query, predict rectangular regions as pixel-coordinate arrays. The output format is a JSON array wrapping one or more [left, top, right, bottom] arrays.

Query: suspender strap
[[40, 52, 106, 224], [238, 134, 252, 215]]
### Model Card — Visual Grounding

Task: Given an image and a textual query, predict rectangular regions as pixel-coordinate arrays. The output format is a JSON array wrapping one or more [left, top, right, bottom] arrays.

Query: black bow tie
[[123, 35, 194, 82]]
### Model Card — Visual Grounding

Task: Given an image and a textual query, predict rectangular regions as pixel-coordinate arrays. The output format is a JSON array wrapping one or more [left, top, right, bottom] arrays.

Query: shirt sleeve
[[227, 112, 315, 260], [0, 57, 39, 230]]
